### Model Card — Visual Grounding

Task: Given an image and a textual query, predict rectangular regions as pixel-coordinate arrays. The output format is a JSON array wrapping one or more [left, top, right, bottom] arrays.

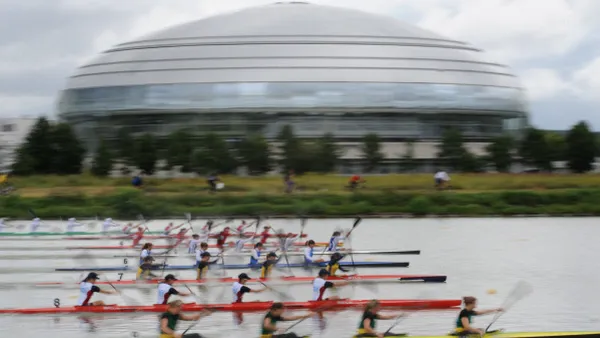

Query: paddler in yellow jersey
[[159, 300, 212, 338], [261, 252, 280, 279], [452, 296, 503, 336], [356, 300, 403, 338], [326, 252, 350, 276], [137, 256, 158, 280], [196, 252, 219, 280], [260, 302, 313, 338]]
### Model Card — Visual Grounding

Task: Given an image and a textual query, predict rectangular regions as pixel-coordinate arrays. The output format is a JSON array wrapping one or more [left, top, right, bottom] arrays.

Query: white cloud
[[418, 0, 593, 64], [571, 57, 600, 100], [520, 69, 569, 101]]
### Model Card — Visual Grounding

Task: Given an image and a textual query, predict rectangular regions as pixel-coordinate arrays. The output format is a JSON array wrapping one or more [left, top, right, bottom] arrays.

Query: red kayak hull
[[0, 299, 460, 314], [63, 233, 308, 241], [34, 274, 447, 287]]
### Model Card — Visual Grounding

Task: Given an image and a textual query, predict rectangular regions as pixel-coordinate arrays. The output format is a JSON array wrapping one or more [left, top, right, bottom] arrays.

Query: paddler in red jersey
[[77, 272, 117, 306], [259, 226, 272, 244], [216, 227, 231, 250], [132, 227, 145, 246]]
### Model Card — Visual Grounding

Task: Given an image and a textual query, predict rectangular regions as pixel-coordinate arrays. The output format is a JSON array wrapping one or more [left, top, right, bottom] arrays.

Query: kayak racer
[[261, 252, 281, 278], [356, 300, 404, 338], [304, 240, 325, 265], [159, 300, 211, 338], [66, 218, 85, 232], [312, 269, 349, 301], [260, 302, 313, 338], [196, 252, 219, 280], [102, 218, 120, 233], [326, 252, 350, 276], [452, 296, 503, 336], [157, 274, 191, 305], [77, 272, 117, 306], [232, 273, 266, 303]]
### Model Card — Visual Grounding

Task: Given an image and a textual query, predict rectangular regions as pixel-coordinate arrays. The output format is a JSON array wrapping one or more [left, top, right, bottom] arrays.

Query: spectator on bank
[[207, 173, 221, 192], [132, 174, 143, 188], [348, 175, 366, 190], [284, 170, 295, 194], [434, 170, 450, 190]]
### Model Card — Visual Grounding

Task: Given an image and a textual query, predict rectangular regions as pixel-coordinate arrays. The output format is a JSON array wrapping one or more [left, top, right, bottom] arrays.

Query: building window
[[2, 124, 14, 132]]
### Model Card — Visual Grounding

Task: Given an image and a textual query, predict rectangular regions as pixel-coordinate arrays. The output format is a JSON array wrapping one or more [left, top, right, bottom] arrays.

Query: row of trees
[[9, 117, 599, 176]]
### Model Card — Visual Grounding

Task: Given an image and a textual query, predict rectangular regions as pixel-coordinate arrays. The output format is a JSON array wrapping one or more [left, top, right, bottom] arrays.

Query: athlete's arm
[[474, 308, 502, 315], [282, 312, 313, 321]]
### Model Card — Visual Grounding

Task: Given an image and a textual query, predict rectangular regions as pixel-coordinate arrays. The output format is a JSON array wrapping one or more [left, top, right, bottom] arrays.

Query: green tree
[[437, 128, 468, 171], [565, 121, 596, 173], [519, 127, 553, 171], [277, 125, 303, 173], [238, 134, 271, 175], [10, 148, 36, 176], [15, 117, 53, 174], [313, 133, 339, 173], [361, 133, 384, 173], [545, 132, 566, 161], [165, 129, 194, 172], [486, 135, 514, 172], [134, 133, 157, 175], [116, 129, 135, 165], [50, 123, 85, 175], [193, 133, 237, 174], [91, 139, 114, 177]]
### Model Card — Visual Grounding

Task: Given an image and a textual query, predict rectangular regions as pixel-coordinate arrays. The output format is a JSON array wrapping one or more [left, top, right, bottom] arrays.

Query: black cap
[[165, 274, 178, 281], [318, 269, 330, 277], [85, 272, 100, 280], [201, 252, 211, 258], [238, 273, 250, 280], [267, 252, 277, 258], [307, 240, 315, 245]]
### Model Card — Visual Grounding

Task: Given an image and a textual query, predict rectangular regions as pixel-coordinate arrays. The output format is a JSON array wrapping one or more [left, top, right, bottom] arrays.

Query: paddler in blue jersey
[[250, 242, 264, 266], [452, 296, 503, 336], [304, 240, 325, 266], [326, 231, 346, 252]]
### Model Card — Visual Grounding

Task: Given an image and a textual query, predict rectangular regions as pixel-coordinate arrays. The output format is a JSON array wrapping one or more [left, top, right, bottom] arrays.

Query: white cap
[[106, 218, 112, 222], [68, 218, 75, 222]]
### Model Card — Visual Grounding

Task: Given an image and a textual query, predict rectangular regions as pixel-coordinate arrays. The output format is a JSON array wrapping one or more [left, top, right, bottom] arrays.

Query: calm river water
[[0, 217, 598, 338]]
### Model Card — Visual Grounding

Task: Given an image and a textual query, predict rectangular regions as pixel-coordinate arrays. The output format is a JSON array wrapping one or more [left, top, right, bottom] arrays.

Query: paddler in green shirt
[[260, 302, 312, 338], [356, 300, 404, 337], [453, 296, 503, 336], [159, 300, 211, 338]]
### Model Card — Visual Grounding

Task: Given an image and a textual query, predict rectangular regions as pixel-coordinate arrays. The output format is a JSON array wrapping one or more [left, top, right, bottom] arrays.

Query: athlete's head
[[142, 243, 153, 250], [267, 252, 277, 261], [200, 242, 208, 250], [307, 240, 316, 248], [167, 300, 184, 314], [365, 299, 380, 313], [238, 273, 251, 284], [84, 272, 100, 283], [270, 302, 285, 316], [463, 296, 477, 310], [254, 243, 263, 249], [164, 274, 178, 285], [318, 269, 330, 278]]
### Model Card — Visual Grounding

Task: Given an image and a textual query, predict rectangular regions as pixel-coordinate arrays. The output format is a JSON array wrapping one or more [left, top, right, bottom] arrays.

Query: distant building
[[57, 2, 528, 173], [0, 118, 37, 172]]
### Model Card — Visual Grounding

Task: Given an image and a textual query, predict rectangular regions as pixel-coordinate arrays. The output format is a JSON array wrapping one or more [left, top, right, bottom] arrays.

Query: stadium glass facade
[[57, 2, 528, 171]]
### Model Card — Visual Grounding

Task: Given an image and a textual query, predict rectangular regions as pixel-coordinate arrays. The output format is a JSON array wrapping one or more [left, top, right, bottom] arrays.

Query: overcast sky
[[1, 0, 599, 130]]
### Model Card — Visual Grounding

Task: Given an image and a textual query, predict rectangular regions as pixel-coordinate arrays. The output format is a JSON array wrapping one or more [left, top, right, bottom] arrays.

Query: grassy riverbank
[[8, 173, 600, 197], [2, 184, 600, 218]]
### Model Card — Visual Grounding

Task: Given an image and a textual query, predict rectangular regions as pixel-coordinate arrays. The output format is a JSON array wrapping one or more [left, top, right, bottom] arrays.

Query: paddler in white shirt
[[66, 218, 85, 232], [250, 242, 264, 266], [326, 231, 345, 252], [102, 218, 120, 233], [234, 233, 257, 252], [157, 274, 191, 305], [0, 218, 7, 232], [312, 269, 349, 301], [304, 240, 325, 266], [194, 242, 209, 265], [188, 234, 202, 253], [30, 217, 49, 233], [78, 272, 117, 306], [139, 243, 153, 265], [232, 273, 266, 303]]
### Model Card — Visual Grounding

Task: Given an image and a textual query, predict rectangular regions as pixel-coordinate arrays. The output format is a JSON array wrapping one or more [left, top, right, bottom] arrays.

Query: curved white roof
[[65, 2, 520, 90]]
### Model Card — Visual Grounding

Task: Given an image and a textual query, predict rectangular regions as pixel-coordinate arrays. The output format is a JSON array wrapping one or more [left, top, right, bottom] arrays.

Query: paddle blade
[[352, 217, 362, 228], [185, 213, 192, 222], [501, 280, 533, 310]]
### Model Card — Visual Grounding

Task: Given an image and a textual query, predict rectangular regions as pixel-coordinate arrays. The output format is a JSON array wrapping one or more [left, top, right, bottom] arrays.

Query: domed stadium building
[[57, 2, 528, 173]]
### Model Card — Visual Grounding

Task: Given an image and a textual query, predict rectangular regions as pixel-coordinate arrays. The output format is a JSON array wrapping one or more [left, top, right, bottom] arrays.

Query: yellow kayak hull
[[353, 332, 600, 338]]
